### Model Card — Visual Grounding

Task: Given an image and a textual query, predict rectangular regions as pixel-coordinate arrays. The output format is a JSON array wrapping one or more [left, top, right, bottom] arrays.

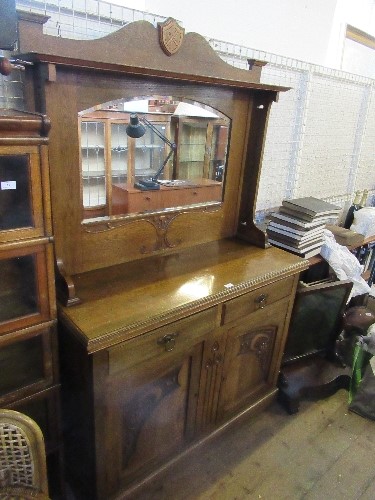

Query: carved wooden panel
[[196, 337, 226, 433]]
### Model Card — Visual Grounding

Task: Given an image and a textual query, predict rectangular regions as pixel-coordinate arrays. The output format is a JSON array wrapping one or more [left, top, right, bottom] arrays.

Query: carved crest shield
[[158, 18, 185, 56]]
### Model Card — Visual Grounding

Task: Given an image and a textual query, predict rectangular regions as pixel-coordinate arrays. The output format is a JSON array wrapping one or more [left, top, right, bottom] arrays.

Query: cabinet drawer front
[[128, 190, 161, 212], [222, 276, 294, 325], [109, 307, 217, 374]]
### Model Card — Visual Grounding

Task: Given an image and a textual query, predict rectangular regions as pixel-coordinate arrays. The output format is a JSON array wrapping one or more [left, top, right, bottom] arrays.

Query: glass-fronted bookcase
[[0, 109, 63, 496]]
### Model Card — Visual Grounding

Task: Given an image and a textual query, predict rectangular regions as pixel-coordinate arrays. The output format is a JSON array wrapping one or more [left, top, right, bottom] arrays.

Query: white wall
[[112, 0, 375, 71], [325, 0, 375, 70], [111, 0, 146, 10], [144, 0, 338, 65]]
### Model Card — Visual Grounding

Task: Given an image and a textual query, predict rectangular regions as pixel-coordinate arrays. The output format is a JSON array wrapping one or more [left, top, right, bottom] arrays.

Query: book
[[279, 205, 340, 222], [268, 216, 326, 233], [268, 238, 322, 258], [267, 229, 324, 247], [269, 211, 327, 229], [268, 231, 323, 248], [267, 221, 325, 239], [281, 196, 341, 219], [267, 227, 323, 244]]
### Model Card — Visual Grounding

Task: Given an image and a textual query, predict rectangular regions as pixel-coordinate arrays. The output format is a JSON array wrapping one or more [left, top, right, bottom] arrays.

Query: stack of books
[[266, 196, 341, 258]]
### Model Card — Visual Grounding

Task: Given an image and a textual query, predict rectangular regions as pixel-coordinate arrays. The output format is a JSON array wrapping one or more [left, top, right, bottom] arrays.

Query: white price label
[[1, 181, 16, 190]]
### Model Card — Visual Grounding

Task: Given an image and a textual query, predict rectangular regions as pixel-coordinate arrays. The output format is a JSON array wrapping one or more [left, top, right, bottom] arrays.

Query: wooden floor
[[131, 390, 375, 500]]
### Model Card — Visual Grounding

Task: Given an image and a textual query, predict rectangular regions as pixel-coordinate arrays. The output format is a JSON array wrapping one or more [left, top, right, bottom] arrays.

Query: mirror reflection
[[79, 97, 230, 220]]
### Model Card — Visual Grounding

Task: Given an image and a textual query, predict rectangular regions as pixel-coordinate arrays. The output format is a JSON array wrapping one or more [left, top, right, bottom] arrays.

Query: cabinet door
[[101, 344, 203, 495], [175, 118, 209, 180], [99, 308, 217, 496], [216, 298, 290, 422]]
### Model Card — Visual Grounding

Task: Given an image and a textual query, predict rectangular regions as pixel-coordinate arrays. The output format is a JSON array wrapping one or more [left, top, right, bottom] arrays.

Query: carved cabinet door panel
[[216, 299, 290, 423], [100, 342, 204, 495]]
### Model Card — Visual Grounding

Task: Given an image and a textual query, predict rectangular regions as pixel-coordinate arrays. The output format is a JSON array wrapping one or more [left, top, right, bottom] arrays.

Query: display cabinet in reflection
[[79, 111, 172, 219], [173, 117, 229, 182]]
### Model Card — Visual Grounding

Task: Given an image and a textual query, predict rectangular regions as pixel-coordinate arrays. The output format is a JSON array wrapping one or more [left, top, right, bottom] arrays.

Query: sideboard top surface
[[59, 239, 307, 352]]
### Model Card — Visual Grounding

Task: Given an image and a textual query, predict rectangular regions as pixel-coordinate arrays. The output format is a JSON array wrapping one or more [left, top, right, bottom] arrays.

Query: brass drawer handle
[[255, 293, 268, 309], [157, 333, 179, 352]]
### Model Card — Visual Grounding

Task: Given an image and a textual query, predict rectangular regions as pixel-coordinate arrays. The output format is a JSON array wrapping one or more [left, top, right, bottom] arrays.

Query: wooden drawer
[[127, 189, 162, 213], [222, 276, 294, 325], [109, 307, 218, 375], [184, 184, 222, 204], [0, 323, 56, 404]]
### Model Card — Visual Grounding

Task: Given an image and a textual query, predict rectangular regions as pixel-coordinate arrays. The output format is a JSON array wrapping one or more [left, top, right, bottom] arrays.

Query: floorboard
[[131, 390, 375, 500]]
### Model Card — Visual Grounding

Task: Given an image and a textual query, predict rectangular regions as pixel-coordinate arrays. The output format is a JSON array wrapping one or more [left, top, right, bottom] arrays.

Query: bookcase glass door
[[177, 120, 207, 179], [0, 154, 33, 230], [81, 121, 106, 210], [111, 122, 129, 185], [0, 253, 39, 324], [0, 334, 44, 398]]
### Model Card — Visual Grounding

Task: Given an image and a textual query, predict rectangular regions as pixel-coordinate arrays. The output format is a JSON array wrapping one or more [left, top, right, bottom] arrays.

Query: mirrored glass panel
[[79, 97, 230, 221]]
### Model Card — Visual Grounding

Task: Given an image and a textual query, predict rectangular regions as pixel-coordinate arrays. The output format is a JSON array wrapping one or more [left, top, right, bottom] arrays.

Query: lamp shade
[[126, 114, 146, 138]]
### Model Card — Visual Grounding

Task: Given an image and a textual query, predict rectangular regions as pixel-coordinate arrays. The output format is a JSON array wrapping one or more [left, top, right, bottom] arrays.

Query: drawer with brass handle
[[108, 307, 218, 375], [222, 276, 294, 325]]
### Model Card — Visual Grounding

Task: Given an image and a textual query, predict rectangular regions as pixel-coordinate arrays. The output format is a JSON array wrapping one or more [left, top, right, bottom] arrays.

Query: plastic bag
[[351, 207, 375, 238], [320, 229, 371, 298]]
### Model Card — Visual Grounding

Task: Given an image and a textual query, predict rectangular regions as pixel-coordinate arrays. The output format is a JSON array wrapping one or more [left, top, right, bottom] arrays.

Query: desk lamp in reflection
[[126, 114, 177, 191]]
